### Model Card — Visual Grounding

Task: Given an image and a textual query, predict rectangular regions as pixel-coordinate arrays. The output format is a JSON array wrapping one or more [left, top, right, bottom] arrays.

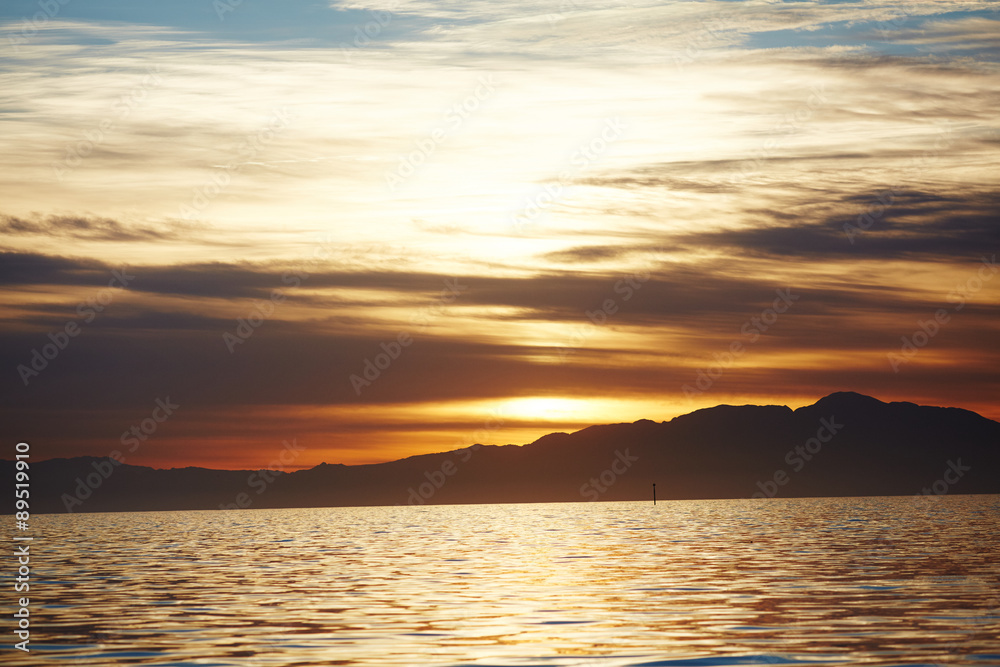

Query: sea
[[5, 495, 1000, 666]]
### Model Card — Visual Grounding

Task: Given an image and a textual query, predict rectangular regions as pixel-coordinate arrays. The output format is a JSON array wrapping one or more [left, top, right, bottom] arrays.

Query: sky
[[1, 0, 998, 470]]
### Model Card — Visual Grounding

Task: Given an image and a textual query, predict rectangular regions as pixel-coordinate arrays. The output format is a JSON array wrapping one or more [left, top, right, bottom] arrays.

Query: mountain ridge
[[5, 392, 999, 513]]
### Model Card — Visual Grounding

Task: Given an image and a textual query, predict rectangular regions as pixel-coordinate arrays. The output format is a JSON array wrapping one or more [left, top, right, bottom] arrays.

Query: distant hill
[[5, 392, 999, 514]]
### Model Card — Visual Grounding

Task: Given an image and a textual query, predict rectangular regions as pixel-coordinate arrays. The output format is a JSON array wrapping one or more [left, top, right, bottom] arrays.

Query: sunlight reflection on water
[[7, 495, 1000, 666]]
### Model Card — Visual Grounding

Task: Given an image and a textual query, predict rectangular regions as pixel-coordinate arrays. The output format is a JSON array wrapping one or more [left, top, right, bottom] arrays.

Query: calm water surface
[[6, 496, 1000, 666]]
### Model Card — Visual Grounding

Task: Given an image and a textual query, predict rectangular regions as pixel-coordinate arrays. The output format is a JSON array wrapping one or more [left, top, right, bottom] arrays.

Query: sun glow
[[501, 396, 592, 421]]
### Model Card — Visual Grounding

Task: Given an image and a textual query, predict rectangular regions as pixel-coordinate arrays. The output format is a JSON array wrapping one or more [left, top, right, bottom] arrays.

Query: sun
[[501, 396, 590, 421]]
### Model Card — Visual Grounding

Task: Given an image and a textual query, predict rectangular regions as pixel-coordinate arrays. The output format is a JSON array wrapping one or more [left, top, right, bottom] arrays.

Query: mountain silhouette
[[6, 392, 999, 513]]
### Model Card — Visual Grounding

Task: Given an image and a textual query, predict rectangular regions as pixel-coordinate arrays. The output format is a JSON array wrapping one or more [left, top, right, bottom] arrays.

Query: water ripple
[[3, 495, 999, 666]]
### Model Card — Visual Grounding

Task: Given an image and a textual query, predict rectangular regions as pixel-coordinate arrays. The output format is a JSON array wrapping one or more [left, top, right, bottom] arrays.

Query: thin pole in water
[[652, 483, 656, 506]]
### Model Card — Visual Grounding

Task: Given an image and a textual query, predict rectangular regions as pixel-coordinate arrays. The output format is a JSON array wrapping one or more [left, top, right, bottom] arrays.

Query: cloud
[[542, 244, 645, 263], [0, 213, 205, 242], [669, 190, 1000, 262], [887, 16, 1000, 49], [0, 251, 106, 287]]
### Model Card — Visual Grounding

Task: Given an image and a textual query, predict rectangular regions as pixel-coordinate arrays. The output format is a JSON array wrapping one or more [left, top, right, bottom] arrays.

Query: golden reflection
[[17, 496, 1000, 666]]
